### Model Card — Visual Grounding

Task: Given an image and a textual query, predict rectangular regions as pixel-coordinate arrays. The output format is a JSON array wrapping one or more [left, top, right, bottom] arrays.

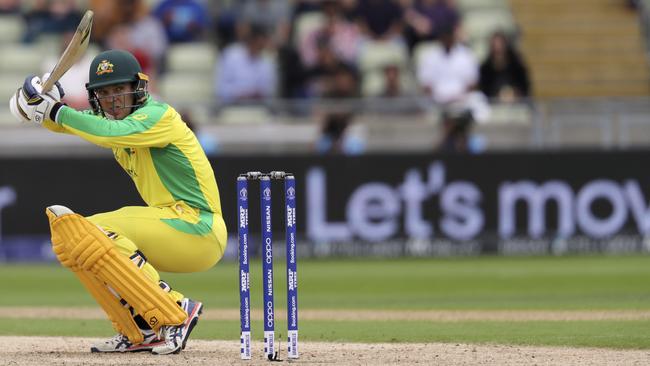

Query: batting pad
[[47, 207, 144, 343], [46, 205, 187, 333], [76, 271, 145, 344]]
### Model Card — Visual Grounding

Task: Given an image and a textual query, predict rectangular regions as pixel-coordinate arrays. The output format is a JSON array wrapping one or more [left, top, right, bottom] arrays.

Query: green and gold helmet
[[86, 49, 149, 116]]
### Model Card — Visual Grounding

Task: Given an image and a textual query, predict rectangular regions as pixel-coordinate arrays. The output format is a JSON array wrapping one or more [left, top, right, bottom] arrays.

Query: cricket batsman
[[8, 49, 227, 354]]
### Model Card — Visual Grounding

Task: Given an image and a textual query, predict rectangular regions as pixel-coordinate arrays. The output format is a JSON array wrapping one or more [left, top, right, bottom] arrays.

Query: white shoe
[[151, 298, 203, 355], [90, 328, 162, 353]]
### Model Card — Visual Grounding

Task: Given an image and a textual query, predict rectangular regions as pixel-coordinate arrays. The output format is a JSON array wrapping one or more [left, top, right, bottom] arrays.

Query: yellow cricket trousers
[[87, 204, 227, 301]]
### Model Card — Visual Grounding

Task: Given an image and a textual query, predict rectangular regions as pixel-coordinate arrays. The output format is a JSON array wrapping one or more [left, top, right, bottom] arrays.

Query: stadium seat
[[618, 114, 650, 147], [548, 114, 613, 148], [473, 121, 533, 149], [166, 42, 218, 74], [0, 107, 17, 125], [359, 41, 408, 72], [33, 34, 63, 55], [486, 103, 532, 124], [463, 9, 517, 43], [457, 0, 508, 11], [359, 41, 411, 96], [159, 73, 213, 106], [217, 106, 271, 124], [0, 15, 24, 43], [293, 12, 325, 47], [0, 45, 44, 73], [469, 39, 489, 63], [0, 74, 26, 104], [363, 113, 439, 152], [413, 41, 441, 70], [361, 68, 417, 97]]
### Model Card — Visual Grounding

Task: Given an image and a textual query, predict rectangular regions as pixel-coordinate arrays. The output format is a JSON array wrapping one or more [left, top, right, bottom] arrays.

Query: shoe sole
[[90, 340, 165, 353]]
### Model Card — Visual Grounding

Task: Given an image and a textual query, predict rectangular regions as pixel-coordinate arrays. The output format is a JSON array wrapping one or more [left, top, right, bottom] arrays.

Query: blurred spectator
[[153, 0, 209, 43], [278, 40, 308, 99], [438, 107, 473, 153], [417, 24, 478, 104], [215, 25, 276, 104], [90, 0, 141, 44], [276, 0, 324, 101], [381, 64, 404, 98], [340, 0, 359, 20], [355, 0, 404, 41], [91, 0, 168, 68], [479, 32, 530, 103], [240, 0, 291, 46], [41, 30, 93, 109], [104, 0, 168, 76], [0, 0, 19, 13], [373, 63, 419, 115], [315, 65, 360, 154], [214, 3, 238, 49], [290, 0, 322, 20], [403, 0, 460, 50], [122, 0, 168, 72], [23, 0, 82, 43], [627, 0, 640, 10], [305, 38, 351, 98], [106, 25, 156, 79], [416, 24, 487, 152], [300, 0, 361, 68]]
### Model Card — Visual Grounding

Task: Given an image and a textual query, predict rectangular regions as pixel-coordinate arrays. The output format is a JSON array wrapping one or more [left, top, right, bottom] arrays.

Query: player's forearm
[[52, 104, 173, 148]]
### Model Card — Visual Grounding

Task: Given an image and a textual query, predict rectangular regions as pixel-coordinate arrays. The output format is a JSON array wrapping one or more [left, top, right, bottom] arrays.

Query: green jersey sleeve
[[55, 100, 177, 148]]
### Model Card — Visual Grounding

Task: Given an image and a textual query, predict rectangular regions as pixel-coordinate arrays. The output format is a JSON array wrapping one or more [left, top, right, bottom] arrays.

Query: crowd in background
[[0, 0, 533, 154]]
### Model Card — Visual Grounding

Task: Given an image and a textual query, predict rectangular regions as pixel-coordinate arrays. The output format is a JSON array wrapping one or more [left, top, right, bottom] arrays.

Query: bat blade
[[42, 10, 94, 92]]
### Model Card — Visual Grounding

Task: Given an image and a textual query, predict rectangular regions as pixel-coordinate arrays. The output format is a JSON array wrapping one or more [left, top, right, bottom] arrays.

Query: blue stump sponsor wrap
[[285, 175, 299, 358], [260, 175, 275, 358], [237, 177, 251, 359]]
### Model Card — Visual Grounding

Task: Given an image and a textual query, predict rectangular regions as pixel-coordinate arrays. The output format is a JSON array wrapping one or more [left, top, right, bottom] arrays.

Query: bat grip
[[41, 78, 55, 93]]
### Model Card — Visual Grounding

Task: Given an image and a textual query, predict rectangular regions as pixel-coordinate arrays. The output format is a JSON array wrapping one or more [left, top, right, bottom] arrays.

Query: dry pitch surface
[[3, 336, 650, 366], [3, 309, 650, 365]]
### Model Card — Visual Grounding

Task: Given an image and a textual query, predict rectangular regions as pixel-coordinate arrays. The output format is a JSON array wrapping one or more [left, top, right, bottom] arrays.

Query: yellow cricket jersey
[[44, 97, 222, 236]]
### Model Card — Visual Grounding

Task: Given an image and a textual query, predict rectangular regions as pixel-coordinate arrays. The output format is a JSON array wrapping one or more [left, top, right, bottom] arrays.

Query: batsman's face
[[95, 83, 135, 120]]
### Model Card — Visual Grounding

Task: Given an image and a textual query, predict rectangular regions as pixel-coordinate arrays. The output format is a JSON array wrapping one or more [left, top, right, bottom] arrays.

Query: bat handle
[[41, 77, 55, 93]]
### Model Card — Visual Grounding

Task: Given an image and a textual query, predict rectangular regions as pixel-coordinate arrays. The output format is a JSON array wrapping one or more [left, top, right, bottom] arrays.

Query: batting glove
[[9, 75, 65, 124]]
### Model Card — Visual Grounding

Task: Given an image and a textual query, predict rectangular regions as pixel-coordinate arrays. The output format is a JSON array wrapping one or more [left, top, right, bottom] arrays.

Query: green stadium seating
[[463, 8, 517, 43], [457, 0, 509, 11], [0, 15, 24, 44], [217, 106, 271, 125], [166, 42, 218, 74], [293, 12, 324, 48], [159, 73, 213, 106], [0, 45, 44, 73]]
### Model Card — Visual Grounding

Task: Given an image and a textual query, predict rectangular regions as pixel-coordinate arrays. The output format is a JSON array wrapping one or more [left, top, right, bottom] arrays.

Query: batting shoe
[[90, 328, 163, 353], [151, 298, 203, 355]]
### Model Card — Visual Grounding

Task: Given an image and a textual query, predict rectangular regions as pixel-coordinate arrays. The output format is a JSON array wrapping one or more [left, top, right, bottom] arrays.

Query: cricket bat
[[42, 10, 94, 92]]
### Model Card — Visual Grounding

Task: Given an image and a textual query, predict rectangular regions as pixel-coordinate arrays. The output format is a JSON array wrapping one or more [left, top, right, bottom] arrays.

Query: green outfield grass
[[1, 318, 650, 349], [2, 255, 650, 348]]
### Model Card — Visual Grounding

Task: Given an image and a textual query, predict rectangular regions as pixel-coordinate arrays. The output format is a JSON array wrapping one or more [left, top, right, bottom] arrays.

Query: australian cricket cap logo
[[96, 60, 114, 75]]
